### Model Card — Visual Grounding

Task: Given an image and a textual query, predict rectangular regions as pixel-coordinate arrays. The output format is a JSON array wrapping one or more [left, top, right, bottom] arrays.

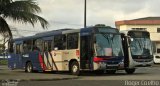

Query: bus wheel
[[25, 62, 33, 73], [106, 70, 116, 74], [125, 68, 135, 74], [70, 61, 80, 76]]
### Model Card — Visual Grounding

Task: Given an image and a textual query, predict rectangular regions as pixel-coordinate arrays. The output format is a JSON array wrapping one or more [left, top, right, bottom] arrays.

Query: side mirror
[[128, 37, 133, 44]]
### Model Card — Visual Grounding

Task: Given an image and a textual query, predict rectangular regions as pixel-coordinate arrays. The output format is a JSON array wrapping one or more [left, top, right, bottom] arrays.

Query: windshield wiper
[[103, 34, 111, 46], [134, 38, 143, 52]]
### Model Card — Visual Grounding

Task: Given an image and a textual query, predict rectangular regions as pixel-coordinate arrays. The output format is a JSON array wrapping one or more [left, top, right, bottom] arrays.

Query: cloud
[[7, 0, 160, 37]]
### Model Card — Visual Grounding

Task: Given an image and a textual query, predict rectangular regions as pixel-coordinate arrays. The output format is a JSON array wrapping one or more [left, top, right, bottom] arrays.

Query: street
[[0, 64, 160, 86]]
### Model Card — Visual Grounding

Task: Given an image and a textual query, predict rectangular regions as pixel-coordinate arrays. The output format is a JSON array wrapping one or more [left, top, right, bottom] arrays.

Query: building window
[[157, 48, 160, 53], [157, 28, 160, 32], [152, 42, 156, 54], [131, 28, 146, 31]]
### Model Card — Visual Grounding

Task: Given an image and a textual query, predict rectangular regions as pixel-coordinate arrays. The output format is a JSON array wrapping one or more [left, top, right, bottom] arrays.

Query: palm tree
[[0, 0, 48, 38]]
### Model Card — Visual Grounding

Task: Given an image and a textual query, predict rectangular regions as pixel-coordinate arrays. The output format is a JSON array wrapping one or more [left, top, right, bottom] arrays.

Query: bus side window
[[23, 43, 29, 53], [54, 35, 66, 50], [35, 39, 43, 51], [48, 41, 52, 51], [23, 40, 33, 52], [62, 35, 66, 50], [44, 41, 52, 52], [16, 44, 20, 54], [67, 33, 78, 49], [8, 42, 14, 53], [20, 44, 23, 53], [44, 41, 48, 51], [28, 40, 33, 51]]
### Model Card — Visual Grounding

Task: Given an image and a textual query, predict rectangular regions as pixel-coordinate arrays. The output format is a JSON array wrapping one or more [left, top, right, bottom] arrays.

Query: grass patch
[[0, 59, 8, 65]]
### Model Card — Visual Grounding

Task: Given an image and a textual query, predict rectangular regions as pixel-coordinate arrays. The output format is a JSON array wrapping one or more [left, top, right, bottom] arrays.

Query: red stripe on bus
[[38, 53, 46, 70], [76, 50, 80, 56]]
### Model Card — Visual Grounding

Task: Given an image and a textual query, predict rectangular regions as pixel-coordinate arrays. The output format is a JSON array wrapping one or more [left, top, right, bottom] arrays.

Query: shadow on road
[[0, 65, 152, 77], [37, 70, 150, 77]]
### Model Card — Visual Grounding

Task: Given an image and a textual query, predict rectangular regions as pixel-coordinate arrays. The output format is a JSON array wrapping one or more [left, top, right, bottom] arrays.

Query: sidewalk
[[0, 65, 78, 81]]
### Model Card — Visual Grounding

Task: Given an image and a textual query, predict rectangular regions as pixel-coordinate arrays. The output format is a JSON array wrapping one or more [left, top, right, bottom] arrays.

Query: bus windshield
[[130, 37, 153, 56], [95, 33, 123, 56]]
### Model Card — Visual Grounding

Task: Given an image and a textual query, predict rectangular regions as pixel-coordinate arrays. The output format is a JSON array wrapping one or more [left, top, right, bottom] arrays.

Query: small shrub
[[0, 59, 8, 65]]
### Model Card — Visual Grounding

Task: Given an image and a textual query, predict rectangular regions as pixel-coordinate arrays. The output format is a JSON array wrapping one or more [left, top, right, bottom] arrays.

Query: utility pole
[[84, 0, 87, 28]]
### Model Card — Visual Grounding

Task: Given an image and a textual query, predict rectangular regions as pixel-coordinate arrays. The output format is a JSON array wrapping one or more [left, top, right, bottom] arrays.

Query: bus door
[[121, 34, 129, 68], [80, 35, 93, 70], [43, 40, 53, 70], [14, 43, 23, 68]]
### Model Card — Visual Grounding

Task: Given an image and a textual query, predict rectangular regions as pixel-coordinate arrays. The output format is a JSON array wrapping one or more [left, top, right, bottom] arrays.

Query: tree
[[0, 0, 48, 39]]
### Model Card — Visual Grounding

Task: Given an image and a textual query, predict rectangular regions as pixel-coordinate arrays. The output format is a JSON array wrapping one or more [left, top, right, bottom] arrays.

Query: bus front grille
[[106, 61, 119, 65]]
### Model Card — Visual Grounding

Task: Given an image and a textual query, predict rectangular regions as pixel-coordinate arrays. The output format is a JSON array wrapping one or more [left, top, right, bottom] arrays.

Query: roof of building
[[115, 17, 160, 26], [133, 17, 160, 20]]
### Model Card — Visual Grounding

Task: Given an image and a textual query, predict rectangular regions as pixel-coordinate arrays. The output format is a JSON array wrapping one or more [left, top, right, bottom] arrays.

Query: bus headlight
[[99, 62, 106, 69]]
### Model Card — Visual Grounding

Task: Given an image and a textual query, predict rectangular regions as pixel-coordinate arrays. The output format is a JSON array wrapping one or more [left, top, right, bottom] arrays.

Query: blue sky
[[8, 0, 160, 37]]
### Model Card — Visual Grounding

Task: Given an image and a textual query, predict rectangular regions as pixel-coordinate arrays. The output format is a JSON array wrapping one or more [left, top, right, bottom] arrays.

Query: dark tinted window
[[8, 41, 13, 53], [44, 41, 52, 51], [16, 44, 21, 54], [48, 41, 52, 51], [67, 33, 78, 49], [44, 42, 48, 51], [54, 35, 66, 50], [157, 28, 160, 33], [35, 39, 43, 51], [128, 31, 149, 38], [157, 48, 160, 53], [98, 28, 118, 33], [23, 40, 33, 52]]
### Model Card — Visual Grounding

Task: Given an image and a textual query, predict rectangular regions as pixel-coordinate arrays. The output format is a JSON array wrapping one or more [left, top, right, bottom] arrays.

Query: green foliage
[[0, 59, 8, 65], [0, 0, 49, 38]]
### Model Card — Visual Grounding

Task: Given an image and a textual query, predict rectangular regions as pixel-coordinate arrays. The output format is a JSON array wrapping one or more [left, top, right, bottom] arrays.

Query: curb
[[20, 77, 79, 81], [0, 77, 79, 82]]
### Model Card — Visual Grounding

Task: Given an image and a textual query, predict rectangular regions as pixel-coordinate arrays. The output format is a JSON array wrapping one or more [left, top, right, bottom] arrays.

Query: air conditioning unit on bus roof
[[95, 24, 106, 27], [95, 24, 114, 29]]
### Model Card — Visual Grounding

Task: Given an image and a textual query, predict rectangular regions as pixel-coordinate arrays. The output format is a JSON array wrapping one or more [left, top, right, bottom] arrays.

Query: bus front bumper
[[94, 62, 121, 70]]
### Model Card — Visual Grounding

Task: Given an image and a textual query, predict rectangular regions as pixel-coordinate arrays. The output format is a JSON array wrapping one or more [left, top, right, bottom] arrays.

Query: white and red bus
[[8, 24, 124, 75]]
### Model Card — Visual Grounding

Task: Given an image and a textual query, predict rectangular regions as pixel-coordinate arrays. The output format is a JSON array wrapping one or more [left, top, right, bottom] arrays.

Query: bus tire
[[70, 61, 80, 76], [106, 70, 116, 74], [25, 62, 33, 73], [125, 68, 135, 74]]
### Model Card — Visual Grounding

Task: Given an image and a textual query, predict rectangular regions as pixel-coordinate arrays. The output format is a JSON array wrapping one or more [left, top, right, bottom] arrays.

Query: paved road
[[0, 65, 78, 80], [0, 64, 160, 86], [78, 65, 160, 80]]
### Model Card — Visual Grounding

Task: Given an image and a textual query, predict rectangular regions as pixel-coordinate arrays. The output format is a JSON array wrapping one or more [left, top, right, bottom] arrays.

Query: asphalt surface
[[77, 65, 160, 80], [0, 65, 78, 80], [1, 64, 160, 86]]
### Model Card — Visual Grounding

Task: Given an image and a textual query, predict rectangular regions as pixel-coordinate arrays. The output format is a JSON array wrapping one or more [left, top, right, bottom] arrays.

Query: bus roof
[[13, 28, 72, 42], [13, 24, 117, 43], [35, 28, 72, 37]]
